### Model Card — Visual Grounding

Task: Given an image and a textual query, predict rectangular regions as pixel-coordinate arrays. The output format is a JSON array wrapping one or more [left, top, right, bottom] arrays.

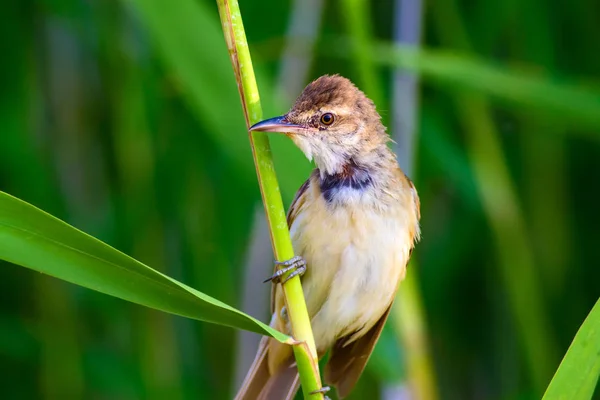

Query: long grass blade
[[0, 191, 291, 342], [542, 298, 600, 400]]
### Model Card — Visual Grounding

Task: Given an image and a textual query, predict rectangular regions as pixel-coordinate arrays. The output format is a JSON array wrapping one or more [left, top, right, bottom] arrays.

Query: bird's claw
[[264, 255, 307, 284], [310, 386, 331, 398]]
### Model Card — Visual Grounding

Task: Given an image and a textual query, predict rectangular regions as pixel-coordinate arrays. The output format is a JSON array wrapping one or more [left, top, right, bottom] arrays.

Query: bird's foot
[[264, 255, 307, 284], [310, 386, 331, 399], [280, 306, 288, 323]]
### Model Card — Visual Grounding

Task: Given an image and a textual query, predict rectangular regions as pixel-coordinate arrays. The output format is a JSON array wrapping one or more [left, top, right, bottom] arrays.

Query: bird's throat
[[318, 159, 374, 203]]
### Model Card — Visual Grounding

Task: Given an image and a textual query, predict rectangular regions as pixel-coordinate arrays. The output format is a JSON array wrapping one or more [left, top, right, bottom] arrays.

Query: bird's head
[[249, 75, 388, 175]]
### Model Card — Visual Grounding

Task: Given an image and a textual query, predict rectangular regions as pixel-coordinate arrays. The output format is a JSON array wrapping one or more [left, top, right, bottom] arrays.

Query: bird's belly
[[290, 204, 413, 352]]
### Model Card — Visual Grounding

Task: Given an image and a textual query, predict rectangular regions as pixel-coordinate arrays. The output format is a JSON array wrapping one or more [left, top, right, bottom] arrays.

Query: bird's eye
[[320, 113, 335, 126]]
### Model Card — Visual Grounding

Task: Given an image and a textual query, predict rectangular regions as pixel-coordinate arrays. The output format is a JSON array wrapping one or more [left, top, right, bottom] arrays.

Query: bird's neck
[[317, 145, 396, 204]]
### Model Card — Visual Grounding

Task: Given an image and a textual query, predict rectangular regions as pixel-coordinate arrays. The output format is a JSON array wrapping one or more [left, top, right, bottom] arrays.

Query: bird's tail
[[235, 336, 300, 400]]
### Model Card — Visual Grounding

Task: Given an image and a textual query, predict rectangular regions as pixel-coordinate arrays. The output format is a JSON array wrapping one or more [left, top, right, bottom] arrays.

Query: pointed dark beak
[[249, 115, 307, 135]]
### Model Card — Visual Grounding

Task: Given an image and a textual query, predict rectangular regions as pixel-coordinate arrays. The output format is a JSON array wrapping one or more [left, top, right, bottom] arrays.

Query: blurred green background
[[1, 0, 599, 399]]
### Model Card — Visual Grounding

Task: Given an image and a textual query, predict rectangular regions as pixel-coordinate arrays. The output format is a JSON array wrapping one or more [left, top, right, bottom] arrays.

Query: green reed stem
[[216, 1, 323, 398], [393, 269, 438, 400]]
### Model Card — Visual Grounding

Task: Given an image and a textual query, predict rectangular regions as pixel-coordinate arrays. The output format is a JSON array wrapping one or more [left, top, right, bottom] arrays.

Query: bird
[[235, 75, 421, 399]]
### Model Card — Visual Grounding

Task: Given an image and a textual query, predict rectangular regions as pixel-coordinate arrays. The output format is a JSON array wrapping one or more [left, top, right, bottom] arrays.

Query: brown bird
[[236, 75, 421, 399]]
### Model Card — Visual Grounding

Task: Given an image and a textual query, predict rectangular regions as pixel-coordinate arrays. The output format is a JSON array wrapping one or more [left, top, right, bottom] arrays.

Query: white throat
[[291, 136, 352, 176]]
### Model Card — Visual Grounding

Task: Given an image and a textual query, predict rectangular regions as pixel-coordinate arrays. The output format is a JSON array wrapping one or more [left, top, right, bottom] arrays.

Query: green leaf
[[0, 191, 289, 343], [543, 298, 600, 400]]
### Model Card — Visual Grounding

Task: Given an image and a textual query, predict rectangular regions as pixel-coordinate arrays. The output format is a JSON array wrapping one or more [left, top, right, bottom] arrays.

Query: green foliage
[[0, 191, 288, 341], [371, 44, 600, 131], [543, 298, 600, 400], [0, 0, 598, 398]]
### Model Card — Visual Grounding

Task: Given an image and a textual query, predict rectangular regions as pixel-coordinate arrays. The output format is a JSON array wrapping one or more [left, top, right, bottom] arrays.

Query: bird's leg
[[310, 386, 331, 399], [279, 306, 288, 323], [264, 255, 307, 284]]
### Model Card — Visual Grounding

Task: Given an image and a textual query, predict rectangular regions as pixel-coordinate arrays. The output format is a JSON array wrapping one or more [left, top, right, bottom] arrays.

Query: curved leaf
[[0, 191, 289, 343], [543, 298, 600, 400]]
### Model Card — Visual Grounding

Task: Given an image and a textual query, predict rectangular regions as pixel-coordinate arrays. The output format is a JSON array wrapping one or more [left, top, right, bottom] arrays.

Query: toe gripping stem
[[310, 386, 331, 399], [264, 255, 306, 284]]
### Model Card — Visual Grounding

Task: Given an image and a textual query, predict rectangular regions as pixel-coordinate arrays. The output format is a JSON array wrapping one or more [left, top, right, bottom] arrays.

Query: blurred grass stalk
[[216, 0, 324, 398], [276, 0, 324, 102], [341, 0, 438, 398], [38, 20, 89, 399], [513, 0, 571, 295], [109, 32, 185, 398], [36, 279, 84, 399], [235, 208, 272, 387], [340, 0, 383, 109], [391, 0, 439, 398], [392, 276, 437, 400], [430, 0, 559, 393]]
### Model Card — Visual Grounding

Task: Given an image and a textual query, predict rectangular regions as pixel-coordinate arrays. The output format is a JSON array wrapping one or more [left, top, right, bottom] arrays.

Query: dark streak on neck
[[319, 159, 373, 203]]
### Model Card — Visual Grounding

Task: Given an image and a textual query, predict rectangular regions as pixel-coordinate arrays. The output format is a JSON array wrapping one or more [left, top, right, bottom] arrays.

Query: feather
[[234, 336, 271, 400], [324, 304, 393, 398], [235, 332, 299, 400], [258, 363, 300, 400], [286, 176, 313, 228]]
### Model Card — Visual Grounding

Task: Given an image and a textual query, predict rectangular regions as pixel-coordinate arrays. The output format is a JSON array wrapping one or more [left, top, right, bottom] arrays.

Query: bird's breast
[[289, 190, 416, 351], [318, 163, 373, 204]]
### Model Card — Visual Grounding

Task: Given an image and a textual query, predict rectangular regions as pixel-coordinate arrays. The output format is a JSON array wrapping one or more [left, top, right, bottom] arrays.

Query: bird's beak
[[249, 115, 307, 135]]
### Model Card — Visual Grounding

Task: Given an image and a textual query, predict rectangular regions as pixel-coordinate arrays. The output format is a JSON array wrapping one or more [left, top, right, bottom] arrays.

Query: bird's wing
[[287, 176, 312, 228], [406, 173, 421, 221], [234, 334, 300, 400], [234, 336, 271, 400], [324, 303, 393, 398]]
